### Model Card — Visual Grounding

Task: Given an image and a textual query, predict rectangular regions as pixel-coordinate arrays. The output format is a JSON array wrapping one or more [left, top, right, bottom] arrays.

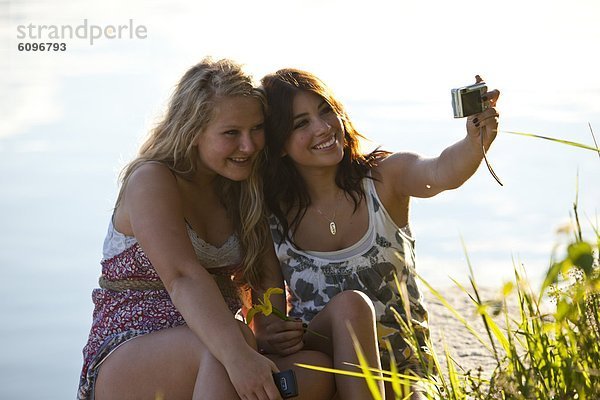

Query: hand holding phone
[[273, 369, 298, 398]]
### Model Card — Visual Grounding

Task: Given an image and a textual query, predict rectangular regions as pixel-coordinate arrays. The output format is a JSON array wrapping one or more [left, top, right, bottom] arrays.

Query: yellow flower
[[261, 287, 284, 315], [246, 287, 284, 324], [246, 287, 328, 340]]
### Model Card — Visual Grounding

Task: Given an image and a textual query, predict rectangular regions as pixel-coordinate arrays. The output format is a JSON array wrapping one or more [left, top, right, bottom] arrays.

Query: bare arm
[[380, 88, 500, 198], [120, 163, 280, 398]]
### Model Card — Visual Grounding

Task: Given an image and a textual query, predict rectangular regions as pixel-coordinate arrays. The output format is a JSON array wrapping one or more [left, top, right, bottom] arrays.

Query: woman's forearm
[[169, 272, 252, 365], [434, 134, 485, 190]]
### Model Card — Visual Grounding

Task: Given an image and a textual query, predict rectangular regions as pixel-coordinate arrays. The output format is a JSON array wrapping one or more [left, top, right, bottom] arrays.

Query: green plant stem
[[589, 123, 600, 161], [503, 130, 600, 152]]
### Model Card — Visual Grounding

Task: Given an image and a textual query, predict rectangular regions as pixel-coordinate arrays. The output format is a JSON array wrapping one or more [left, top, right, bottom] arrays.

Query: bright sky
[[2, 0, 599, 139]]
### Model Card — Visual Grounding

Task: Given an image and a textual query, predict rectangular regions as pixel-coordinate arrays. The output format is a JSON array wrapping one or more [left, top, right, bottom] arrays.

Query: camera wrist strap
[[480, 127, 503, 186]]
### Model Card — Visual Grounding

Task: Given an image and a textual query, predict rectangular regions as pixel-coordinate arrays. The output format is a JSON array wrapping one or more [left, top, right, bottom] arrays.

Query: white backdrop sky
[[2, 0, 600, 139]]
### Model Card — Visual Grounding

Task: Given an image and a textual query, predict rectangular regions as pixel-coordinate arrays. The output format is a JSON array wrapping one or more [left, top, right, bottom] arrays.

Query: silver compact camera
[[451, 82, 489, 118]]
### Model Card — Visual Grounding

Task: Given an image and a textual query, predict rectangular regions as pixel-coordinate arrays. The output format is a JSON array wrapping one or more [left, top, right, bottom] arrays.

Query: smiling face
[[195, 95, 265, 181], [282, 90, 345, 171]]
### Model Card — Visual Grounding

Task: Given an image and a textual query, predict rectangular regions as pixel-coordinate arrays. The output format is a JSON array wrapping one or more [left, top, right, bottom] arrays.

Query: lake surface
[[1, 0, 599, 398]]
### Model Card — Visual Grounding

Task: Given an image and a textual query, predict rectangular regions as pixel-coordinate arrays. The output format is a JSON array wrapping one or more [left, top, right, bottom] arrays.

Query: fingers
[[272, 336, 303, 352], [267, 357, 280, 374], [467, 76, 500, 144], [267, 319, 303, 333], [266, 320, 303, 340], [248, 383, 281, 400], [277, 341, 304, 356], [281, 320, 304, 331], [269, 328, 303, 342], [263, 381, 283, 400], [472, 107, 499, 119], [239, 379, 280, 400], [482, 89, 500, 106], [474, 74, 500, 105], [480, 113, 500, 126], [265, 360, 283, 400], [252, 360, 282, 400], [469, 108, 499, 125], [269, 330, 304, 355], [467, 107, 499, 141], [258, 319, 304, 356], [474, 110, 500, 125], [247, 390, 267, 400]]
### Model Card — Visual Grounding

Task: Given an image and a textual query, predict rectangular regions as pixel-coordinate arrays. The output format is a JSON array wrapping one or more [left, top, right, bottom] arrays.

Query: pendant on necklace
[[329, 221, 337, 235]]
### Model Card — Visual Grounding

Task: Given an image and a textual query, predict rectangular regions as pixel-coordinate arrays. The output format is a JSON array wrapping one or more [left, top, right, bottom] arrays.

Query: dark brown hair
[[261, 69, 389, 245]]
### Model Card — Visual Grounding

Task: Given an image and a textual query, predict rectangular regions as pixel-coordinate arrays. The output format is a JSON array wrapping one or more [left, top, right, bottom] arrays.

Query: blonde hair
[[117, 57, 269, 289]]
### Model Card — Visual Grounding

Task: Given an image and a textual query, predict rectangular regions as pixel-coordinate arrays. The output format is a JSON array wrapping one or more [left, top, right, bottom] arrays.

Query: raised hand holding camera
[[452, 75, 503, 186]]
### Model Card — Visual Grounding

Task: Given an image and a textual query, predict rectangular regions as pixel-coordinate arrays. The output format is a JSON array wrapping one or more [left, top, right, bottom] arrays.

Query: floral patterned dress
[[271, 177, 430, 372], [77, 220, 244, 399]]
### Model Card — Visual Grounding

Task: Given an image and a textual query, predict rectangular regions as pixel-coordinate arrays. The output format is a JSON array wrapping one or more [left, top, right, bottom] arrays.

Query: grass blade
[[294, 363, 419, 386], [503, 130, 600, 152], [341, 362, 425, 382], [417, 274, 493, 353], [347, 322, 383, 400], [461, 237, 502, 363], [589, 123, 600, 161], [443, 334, 464, 399], [384, 339, 403, 399], [479, 307, 511, 354]]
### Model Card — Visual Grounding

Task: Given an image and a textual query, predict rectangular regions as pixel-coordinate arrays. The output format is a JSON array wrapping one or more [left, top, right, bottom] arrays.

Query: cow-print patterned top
[[271, 177, 430, 371]]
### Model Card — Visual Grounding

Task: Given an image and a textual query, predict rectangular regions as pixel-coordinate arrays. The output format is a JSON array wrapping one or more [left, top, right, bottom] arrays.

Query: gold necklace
[[313, 192, 342, 236]]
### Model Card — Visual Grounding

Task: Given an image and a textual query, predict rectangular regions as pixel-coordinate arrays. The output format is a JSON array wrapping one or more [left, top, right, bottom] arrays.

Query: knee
[[328, 290, 376, 323]]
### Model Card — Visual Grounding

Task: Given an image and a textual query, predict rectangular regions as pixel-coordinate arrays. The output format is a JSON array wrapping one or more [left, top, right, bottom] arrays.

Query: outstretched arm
[[380, 84, 500, 198]]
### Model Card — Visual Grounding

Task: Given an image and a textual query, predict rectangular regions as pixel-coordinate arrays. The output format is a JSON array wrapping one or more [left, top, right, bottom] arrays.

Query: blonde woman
[[78, 59, 333, 400]]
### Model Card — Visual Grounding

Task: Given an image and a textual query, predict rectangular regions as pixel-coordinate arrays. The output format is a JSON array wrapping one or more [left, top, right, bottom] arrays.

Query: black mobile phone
[[273, 369, 298, 398]]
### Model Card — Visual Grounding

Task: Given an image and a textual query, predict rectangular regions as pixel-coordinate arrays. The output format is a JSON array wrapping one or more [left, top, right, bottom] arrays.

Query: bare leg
[[194, 322, 258, 399], [302, 290, 384, 399], [95, 323, 253, 400], [269, 350, 336, 400]]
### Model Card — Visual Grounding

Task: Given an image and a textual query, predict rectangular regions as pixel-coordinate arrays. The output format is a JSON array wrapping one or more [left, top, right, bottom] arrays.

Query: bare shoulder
[[374, 151, 421, 181], [370, 153, 412, 227], [122, 162, 181, 215], [373, 150, 438, 199], [115, 162, 180, 235], [121, 162, 182, 205], [370, 152, 418, 199], [127, 162, 176, 189]]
